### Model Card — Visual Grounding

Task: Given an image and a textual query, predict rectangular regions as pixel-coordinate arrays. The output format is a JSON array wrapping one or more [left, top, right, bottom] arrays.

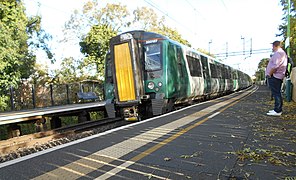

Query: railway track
[[0, 117, 126, 163]]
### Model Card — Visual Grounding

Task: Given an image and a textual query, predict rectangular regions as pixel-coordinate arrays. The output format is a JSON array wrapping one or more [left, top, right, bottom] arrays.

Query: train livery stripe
[[114, 43, 136, 102]]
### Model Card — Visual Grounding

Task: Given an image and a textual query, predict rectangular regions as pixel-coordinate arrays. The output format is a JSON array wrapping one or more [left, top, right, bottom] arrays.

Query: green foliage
[[279, 0, 296, 64], [133, 6, 160, 30], [152, 25, 191, 47], [0, 95, 9, 111], [254, 58, 269, 81], [196, 48, 215, 57], [132, 6, 191, 46], [0, 0, 53, 110], [71, 3, 191, 77], [80, 24, 117, 76], [257, 58, 269, 69]]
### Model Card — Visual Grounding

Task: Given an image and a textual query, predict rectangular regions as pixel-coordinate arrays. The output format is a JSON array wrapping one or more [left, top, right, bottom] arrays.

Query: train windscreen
[[144, 43, 161, 71]]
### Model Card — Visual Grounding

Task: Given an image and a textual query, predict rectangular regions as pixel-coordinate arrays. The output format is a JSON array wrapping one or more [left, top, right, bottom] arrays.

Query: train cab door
[[110, 34, 144, 105], [201, 55, 211, 95]]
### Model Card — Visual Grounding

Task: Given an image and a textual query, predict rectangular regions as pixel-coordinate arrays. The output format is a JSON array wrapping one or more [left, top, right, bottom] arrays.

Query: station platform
[[0, 85, 295, 179], [0, 101, 105, 125]]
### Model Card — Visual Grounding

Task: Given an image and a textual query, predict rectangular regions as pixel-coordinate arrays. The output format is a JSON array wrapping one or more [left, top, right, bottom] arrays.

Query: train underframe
[[112, 91, 231, 121]]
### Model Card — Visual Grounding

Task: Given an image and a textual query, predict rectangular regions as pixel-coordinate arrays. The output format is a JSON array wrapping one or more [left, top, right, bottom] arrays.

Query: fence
[[1, 81, 104, 112]]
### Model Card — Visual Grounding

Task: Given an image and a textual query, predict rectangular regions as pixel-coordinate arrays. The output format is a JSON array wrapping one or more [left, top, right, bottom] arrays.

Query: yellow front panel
[[114, 43, 136, 102]]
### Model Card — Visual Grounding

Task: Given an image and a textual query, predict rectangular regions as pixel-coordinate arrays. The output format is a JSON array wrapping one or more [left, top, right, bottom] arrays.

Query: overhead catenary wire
[[184, 0, 207, 21], [214, 48, 271, 57], [143, 0, 198, 37], [27, 0, 268, 59]]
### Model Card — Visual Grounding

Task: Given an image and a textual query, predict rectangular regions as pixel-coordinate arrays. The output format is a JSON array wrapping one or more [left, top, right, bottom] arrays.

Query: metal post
[[241, 36, 245, 56], [208, 40, 212, 55], [286, 0, 292, 102], [226, 42, 228, 58], [66, 84, 70, 104], [32, 84, 36, 108], [250, 38, 252, 55], [50, 84, 54, 106], [10, 86, 14, 111], [287, 0, 291, 57]]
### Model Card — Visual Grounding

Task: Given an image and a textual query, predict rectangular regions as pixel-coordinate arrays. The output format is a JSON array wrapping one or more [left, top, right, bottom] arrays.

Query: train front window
[[144, 43, 161, 71]]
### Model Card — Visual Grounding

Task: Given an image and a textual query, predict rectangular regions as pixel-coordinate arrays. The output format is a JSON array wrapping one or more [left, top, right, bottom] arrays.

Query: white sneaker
[[268, 110, 274, 113], [267, 110, 282, 116]]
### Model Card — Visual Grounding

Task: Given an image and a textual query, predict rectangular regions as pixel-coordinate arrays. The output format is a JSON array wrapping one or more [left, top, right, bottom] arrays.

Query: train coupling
[[123, 106, 139, 121]]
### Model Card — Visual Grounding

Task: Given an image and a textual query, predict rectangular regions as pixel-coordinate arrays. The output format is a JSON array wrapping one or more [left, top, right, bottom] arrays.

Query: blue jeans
[[268, 76, 283, 113]]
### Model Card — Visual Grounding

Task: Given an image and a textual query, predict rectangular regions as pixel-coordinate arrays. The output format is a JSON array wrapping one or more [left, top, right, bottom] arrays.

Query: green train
[[104, 31, 252, 121]]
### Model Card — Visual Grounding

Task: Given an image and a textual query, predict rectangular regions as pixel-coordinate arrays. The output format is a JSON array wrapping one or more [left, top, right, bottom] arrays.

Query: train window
[[201, 56, 210, 78], [210, 64, 218, 78], [232, 70, 238, 79], [186, 55, 202, 77], [229, 68, 233, 79], [177, 47, 184, 77], [216, 64, 222, 78], [144, 43, 161, 71], [195, 58, 202, 77], [221, 66, 226, 79], [225, 67, 230, 79]]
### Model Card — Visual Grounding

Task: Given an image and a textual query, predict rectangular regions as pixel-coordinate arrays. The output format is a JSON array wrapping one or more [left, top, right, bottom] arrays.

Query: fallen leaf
[[164, 157, 171, 161]]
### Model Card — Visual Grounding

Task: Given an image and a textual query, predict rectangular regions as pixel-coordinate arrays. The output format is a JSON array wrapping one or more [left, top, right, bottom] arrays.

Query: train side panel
[[164, 41, 190, 102], [184, 51, 204, 100]]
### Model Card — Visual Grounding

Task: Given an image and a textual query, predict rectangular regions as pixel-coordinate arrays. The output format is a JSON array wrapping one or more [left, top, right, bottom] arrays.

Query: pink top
[[265, 48, 287, 80]]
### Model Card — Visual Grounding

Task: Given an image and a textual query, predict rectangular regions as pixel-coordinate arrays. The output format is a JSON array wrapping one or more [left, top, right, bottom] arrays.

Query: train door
[[110, 35, 143, 105], [201, 55, 211, 94]]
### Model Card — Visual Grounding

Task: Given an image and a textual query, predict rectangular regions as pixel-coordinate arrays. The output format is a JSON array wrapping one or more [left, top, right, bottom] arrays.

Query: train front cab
[[106, 31, 171, 121], [108, 33, 144, 121]]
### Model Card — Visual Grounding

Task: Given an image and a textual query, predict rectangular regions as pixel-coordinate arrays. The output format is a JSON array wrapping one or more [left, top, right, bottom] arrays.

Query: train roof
[[111, 30, 169, 44]]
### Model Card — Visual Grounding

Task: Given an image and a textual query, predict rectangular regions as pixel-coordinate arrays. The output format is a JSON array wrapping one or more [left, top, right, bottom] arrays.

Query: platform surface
[[0, 85, 295, 180], [0, 101, 105, 125]]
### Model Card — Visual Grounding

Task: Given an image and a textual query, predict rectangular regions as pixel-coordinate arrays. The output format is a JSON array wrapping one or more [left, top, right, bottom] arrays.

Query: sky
[[23, 0, 285, 77]]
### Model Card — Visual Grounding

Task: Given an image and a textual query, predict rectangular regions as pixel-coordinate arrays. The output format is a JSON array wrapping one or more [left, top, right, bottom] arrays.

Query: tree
[[63, 2, 129, 77], [63, 2, 192, 79], [255, 58, 269, 81], [133, 6, 160, 30], [133, 7, 191, 47], [151, 24, 191, 47], [0, 0, 52, 110], [80, 24, 117, 76], [279, 0, 296, 64], [53, 57, 81, 84]]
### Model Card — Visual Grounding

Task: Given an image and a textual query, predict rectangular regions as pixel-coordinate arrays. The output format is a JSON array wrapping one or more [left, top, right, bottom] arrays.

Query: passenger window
[[210, 64, 218, 78], [177, 48, 184, 77], [186, 55, 202, 77], [201, 56, 210, 78]]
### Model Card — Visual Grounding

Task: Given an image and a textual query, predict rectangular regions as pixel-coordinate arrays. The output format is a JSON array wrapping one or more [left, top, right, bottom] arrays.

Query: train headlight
[[158, 82, 162, 87], [147, 82, 155, 90]]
